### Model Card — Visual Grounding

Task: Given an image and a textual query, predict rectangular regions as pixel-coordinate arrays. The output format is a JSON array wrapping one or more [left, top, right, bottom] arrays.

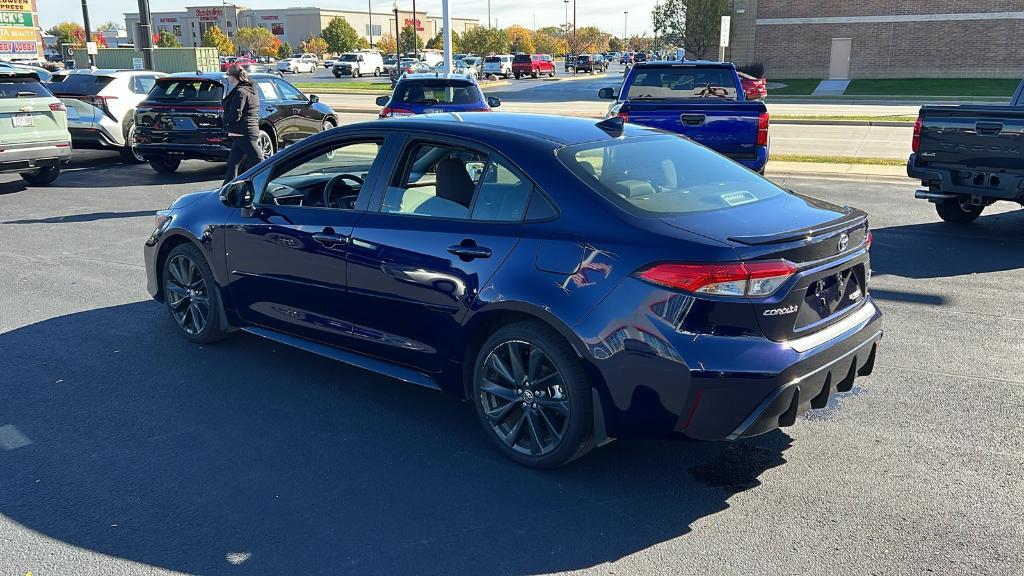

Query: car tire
[[936, 198, 983, 224], [374, 67, 381, 77], [514, 73, 521, 79], [472, 320, 595, 468], [162, 242, 228, 344], [352, 68, 360, 78], [549, 70, 555, 78], [257, 128, 276, 158], [119, 121, 145, 164], [20, 165, 60, 186], [532, 69, 538, 78], [321, 117, 336, 132], [150, 158, 181, 174], [333, 71, 341, 78]]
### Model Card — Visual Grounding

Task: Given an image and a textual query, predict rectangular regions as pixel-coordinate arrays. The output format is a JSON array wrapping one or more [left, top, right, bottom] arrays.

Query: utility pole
[[392, 1, 400, 56], [412, 0, 417, 60], [136, 0, 154, 69], [441, 0, 451, 74], [623, 11, 628, 46], [368, 0, 373, 48], [80, 0, 95, 67], [487, 0, 491, 28], [572, 0, 576, 75], [563, 0, 568, 33]]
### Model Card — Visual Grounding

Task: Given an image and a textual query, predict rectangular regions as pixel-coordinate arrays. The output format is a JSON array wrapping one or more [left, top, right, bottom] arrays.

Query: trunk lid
[[135, 78, 226, 145], [623, 101, 764, 157], [0, 75, 67, 146], [660, 192, 872, 342]]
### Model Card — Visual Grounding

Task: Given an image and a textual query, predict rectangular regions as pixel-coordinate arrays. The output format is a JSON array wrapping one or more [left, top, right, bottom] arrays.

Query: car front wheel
[[472, 320, 595, 468], [120, 121, 145, 163], [150, 158, 180, 174], [162, 243, 228, 344], [936, 198, 984, 223], [257, 129, 275, 157]]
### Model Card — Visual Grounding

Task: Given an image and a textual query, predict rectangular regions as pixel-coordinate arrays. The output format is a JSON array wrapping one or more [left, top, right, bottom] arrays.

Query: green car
[[0, 69, 72, 186]]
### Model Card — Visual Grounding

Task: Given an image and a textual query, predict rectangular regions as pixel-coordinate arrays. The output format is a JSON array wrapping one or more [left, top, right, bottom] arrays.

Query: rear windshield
[[147, 79, 224, 103], [0, 76, 51, 98], [578, 55, 591, 62], [557, 135, 783, 216], [513, 54, 531, 63], [47, 74, 114, 95], [484, 56, 501, 63], [626, 66, 738, 100], [393, 80, 482, 105]]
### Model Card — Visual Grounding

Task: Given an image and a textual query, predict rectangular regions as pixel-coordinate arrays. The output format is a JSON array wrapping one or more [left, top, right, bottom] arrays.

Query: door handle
[[680, 114, 706, 125], [976, 122, 1003, 136], [313, 227, 347, 246], [447, 243, 492, 260]]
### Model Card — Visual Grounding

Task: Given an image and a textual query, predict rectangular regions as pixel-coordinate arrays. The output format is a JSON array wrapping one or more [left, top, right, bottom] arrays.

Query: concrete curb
[[774, 119, 915, 127], [767, 170, 913, 183]]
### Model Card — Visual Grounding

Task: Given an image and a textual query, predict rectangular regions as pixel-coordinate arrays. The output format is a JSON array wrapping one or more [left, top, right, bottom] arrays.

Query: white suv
[[48, 69, 165, 163], [278, 53, 318, 73], [482, 55, 513, 78]]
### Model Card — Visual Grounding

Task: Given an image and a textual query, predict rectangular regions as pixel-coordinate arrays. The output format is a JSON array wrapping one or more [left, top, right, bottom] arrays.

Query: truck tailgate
[[625, 101, 763, 157], [919, 105, 1024, 171]]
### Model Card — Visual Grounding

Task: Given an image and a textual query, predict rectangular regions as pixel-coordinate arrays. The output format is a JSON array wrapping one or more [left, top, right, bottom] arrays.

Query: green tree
[[506, 25, 534, 53], [46, 22, 85, 46], [536, 26, 563, 37], [156, 30, 181, 47], [298, 35, 328, 56], [234, 27, 277, 57], [278, 41, 293, 59], [426, 30, 460, 52], [608, 36, 623, 52], [399, 25, 423, 53], [201, 25, 235, 56], [532, 32, 566, 56], [460, 26, 508, 56], [651, 0, 726, 59], [322, 17, 361, 54], [566, 26, 607, 54]]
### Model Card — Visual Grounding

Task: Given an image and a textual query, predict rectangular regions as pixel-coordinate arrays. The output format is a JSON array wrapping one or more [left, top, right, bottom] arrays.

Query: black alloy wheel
[[257, 129, 275, 158], [162, 243, 227, 343], [473, 321, 594, 467]]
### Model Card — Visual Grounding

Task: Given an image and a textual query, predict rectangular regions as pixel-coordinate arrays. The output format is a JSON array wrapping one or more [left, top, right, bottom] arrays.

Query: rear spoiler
[[728, 210, 866, 246]]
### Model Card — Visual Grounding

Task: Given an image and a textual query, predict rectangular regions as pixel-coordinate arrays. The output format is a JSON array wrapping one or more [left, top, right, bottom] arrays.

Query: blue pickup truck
[[599, 61, 770, 173]]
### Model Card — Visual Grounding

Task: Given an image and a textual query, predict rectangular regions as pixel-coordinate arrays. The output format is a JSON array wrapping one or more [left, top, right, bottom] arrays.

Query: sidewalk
[[766, 161, 910, 182]]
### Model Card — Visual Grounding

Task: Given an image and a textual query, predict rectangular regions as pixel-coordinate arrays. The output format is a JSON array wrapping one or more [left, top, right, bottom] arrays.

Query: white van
[[482, 55, 513, 78], [409, 51, 443, 67], [332, 51, 384, 77]]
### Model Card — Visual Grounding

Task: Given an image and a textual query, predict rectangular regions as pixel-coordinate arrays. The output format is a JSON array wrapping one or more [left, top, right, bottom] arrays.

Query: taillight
[[49, 102, 67, 112], [912, 116, 923, 153], [635, 260, 796, 298], [757, 112, 770, 146], [866, 230, 873, 249], [380, 107, 415, 118], [616, 110, 629, 122]]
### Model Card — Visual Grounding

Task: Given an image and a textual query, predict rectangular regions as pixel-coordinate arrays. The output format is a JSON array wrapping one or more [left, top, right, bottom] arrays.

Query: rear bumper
[[0, 141, 72, 173], [575, 277, 883, 442], [732, 146, 770, 172], [69, 126, 123, 150], [135, 142, 230, 162], [907, 153, 1024, 202]]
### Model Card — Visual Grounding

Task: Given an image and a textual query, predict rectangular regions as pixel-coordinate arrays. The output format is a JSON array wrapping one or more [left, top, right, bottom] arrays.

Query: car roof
[[369, 113, 661, 147], [400, 72, 476, 82], [0, 68, 45, 79], [165, 71, 279, 82], [635, 60, 735, 69]]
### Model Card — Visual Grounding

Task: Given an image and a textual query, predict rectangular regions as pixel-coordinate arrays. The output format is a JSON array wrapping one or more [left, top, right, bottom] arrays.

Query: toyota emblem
[[838, 232, 850, 252]]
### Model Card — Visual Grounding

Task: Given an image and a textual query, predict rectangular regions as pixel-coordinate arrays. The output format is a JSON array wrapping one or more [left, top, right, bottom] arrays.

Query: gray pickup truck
[[907, 79, 1024, 223]]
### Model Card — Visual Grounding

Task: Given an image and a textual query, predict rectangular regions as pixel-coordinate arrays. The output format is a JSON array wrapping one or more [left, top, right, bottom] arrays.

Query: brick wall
[[726, 0, 1024, 78]]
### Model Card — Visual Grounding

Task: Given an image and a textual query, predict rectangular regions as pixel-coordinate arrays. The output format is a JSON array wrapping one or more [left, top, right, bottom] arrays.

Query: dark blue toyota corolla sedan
[[144, 113, 882, 467]]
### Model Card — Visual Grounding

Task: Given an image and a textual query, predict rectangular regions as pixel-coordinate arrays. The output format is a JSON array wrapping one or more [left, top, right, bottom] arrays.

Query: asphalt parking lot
[[1, 151, 1022, 575]]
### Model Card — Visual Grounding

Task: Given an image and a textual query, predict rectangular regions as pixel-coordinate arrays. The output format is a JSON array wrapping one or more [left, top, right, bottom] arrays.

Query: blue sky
[[39, 0, 660, 37]]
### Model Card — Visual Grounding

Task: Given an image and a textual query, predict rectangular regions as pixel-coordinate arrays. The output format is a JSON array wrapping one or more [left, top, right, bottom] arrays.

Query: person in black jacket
[[222, 64, 264, 184]]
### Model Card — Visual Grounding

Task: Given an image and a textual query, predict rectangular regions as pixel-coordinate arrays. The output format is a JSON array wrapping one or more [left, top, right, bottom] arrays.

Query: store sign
[[159, 17, 178, 23], [0, 11, 31, 26], [194, 8, 223, 21], [404, 18, 423, 31], [0, 26, 35, 41], [0, 40, 35, 53], [0, 0, 31, 11], [260, 15, 279, 20]]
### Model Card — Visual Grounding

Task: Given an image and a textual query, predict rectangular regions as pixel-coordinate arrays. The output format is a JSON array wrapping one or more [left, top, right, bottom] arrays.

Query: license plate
[[12, 113, 33, 127]]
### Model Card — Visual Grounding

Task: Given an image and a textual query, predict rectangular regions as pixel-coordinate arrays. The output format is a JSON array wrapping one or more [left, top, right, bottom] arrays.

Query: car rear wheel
[[150, 158, 180, 174], [936, 198, 983, 223], [472, 321, 594, 468], [374, 67, 381, 77], [120, 121, 145, 163], [20, 165, 60, 186], [257, 129, 275, 157], [333, 71, 341, 78], [531, 69, 538, 78], [162, 243, 228, 344]]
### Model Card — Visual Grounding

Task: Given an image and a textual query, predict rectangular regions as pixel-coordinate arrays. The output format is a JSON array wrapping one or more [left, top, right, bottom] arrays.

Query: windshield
[[147, 79, 223, 103], [393, 80, 482, 105], [513, 55, 531, 63], [340, 54, 359, 62], [626, 66, 738, 100], [47, 74, 115, 95], [0, 76, 51, 98], [557, 135, 783, 216]]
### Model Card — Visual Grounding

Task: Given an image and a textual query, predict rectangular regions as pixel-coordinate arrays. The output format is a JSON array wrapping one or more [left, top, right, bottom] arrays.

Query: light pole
[[563, 0, 568, 34], [80, 0, 95, 67], [412, 0, 417, 60], [392, 1, 400, 57], [623, 11, 628, 48], [488, 0, 491, 28], [368, 0, 373, 48]]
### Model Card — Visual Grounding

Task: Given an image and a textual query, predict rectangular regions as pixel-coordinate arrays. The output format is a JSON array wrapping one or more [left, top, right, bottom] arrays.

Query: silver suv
[[48, 69, 165, 163]]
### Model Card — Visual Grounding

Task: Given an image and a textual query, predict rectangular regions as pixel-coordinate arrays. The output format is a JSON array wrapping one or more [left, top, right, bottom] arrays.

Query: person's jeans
[[223, 134, 265, 184]]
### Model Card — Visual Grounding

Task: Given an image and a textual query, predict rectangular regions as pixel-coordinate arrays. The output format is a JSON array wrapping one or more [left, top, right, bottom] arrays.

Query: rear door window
[[626, 66, 738, 99], [47, 74, 114, 95], [0, 77, 51, 98]]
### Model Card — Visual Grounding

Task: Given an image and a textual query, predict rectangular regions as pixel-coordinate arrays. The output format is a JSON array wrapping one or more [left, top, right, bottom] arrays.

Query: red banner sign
[[159, 17, 178, 22], [404, 18, 423, 31], [194, 8, 223, 21], [260, 15, 279, 20], [0, 40, 36, 53]]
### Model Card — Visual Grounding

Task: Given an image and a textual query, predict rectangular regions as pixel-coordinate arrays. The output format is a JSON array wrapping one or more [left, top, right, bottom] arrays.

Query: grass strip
[[771, 154, 906, 166]]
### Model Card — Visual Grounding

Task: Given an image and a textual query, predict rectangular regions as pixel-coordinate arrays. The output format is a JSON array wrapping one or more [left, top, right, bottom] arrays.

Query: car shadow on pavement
[[1, 301, 791, 576], [871, 208, 1024, 279], [2, 210, 156, 225]]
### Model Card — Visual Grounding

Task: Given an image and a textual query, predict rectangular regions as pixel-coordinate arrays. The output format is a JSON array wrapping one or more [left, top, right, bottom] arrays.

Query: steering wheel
[[323, 173, 364, 208]]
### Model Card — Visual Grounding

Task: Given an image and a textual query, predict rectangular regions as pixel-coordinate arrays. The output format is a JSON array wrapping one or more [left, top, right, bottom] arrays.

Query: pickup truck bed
[[908, 79, 1024, 223]]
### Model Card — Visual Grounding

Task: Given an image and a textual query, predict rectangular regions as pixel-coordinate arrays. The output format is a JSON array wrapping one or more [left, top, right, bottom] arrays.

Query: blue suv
[[376, 73, 500, 118]]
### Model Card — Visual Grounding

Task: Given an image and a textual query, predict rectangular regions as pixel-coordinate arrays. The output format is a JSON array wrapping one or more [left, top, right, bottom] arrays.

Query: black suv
[[574, 54, 607, 74], [134, 72, 338, 174]]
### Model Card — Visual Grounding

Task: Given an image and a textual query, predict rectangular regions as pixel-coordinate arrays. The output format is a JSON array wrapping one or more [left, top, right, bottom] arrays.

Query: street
[[1, 151, 1021, 575]]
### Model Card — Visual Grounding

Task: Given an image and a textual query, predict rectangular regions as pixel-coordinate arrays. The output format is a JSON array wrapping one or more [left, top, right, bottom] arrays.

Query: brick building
[[726, 1, 1024, 79]]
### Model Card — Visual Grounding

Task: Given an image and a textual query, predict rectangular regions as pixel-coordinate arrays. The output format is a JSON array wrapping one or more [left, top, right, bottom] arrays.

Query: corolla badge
[[763, 305, 798, 316], [838, 232, 850, 252]]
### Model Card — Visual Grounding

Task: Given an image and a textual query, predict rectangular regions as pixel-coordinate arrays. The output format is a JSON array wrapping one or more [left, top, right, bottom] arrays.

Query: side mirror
[[309, 94, 319, 103], [220, 180, 255, 209], [487, 96, 501, 108], [375, 95, 390, 106], [598, 87, 615, 100]]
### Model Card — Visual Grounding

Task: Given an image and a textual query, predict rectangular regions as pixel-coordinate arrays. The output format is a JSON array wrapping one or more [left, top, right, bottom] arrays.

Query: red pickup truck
[[512, 54, 555, 79]]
